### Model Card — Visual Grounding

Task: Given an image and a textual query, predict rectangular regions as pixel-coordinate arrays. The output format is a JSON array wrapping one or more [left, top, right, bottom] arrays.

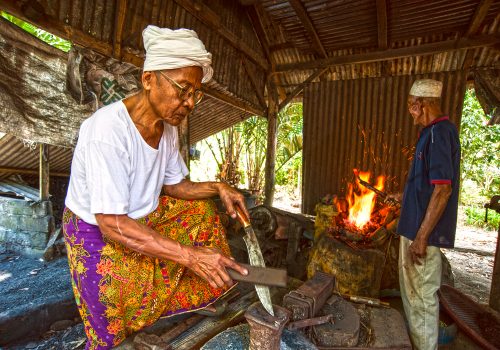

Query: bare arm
[[95, 213, 247, 288], [163, 179, 250, 219], [409, 183, 452, 264]]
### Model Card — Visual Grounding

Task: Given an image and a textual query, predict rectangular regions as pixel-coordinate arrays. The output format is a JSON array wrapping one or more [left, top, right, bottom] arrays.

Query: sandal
[[194, 299, 227, 317]]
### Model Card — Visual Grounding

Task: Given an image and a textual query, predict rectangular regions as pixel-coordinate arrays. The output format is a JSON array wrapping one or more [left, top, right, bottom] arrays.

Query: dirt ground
[[442, 207, 497, 304], [274, 195, 499, 304], [1, 201, 497, 349]]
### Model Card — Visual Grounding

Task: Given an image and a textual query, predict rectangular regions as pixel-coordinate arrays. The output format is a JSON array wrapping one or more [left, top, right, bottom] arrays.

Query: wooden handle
[[235, 206, 250, 227]]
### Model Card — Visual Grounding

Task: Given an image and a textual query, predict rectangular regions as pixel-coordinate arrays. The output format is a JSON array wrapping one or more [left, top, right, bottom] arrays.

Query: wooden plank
[[39, 144, 50, 201], [275, 34, 500, 72], [278, 68, 328, 111], [112, 0, 127, 60], [169, 290, 257, 349], [173, 0, 269, 71], [288, 0, 327, 57], [264, 81, 278, 206], [376, 0, 388, 50], [0, 0, 112, 56]]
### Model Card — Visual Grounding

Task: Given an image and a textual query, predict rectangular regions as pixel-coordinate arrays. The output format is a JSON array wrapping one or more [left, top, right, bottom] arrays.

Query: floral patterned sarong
[[62, 196, 232, 350]]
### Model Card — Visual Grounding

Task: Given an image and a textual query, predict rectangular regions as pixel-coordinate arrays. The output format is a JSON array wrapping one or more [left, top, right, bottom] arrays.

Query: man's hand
[[409, 238, 428, 265], [217, 182, 249, 220], [182, 245, 248, 288]]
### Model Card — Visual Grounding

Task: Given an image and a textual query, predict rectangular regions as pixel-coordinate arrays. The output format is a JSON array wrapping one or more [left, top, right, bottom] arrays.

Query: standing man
[[397, 79, 461, 350]]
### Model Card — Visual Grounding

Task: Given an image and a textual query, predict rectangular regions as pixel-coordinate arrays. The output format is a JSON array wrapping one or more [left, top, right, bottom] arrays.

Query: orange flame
[[346, 170, 385, 229]]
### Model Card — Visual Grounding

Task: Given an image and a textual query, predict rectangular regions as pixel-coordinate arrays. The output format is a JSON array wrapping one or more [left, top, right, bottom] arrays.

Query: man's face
[[146, 66, 203, 126], [407, 96, 425, 126]]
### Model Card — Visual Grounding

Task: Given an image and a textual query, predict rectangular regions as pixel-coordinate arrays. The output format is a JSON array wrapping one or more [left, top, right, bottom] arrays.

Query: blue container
[[438, 322, 457, 345]]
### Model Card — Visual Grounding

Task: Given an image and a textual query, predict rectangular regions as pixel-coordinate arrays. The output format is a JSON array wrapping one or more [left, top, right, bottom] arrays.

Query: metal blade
[[242, 227, 275, 316]]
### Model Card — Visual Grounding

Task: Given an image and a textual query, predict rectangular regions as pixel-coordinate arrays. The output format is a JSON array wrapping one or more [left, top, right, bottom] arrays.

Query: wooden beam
[[201, 85, 264, 116], [246, 5, 271, 62], [0, 1, 112, 56], [39, 144, 50, 201], [275, 34, 500, 72], [264, 81, 278, 206], [490, 226, 500, 312], [376, 0, 388, 49], [278, 68, 328, 111], [288, 0, 327, 57], [466, 0, 493, 36], [173, 0, 269, 71], [241, 56, 267, 109], [112, 0, 128, 60], [0, 167, 69, 177]]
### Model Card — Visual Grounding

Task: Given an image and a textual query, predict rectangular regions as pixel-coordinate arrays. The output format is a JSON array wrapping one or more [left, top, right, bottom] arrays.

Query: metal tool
[[228, 263, 287, 288], [235, 205, 275, 316], [353, 169, 400, 208]]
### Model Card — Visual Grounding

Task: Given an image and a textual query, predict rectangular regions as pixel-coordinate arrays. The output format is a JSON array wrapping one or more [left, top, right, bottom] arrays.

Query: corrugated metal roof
[[0, 179, 40, 201], [0, 134, 72, 180]]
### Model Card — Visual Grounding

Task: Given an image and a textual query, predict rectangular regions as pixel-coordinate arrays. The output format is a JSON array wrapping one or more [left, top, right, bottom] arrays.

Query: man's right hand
[[181, 245, 248, 289]]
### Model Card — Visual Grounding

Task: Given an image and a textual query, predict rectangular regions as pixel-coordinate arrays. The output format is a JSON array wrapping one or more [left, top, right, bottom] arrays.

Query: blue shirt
[[397, 117, 461, 248]]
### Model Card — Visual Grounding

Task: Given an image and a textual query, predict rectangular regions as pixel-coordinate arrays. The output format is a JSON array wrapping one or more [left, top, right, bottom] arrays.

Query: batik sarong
[[62, 196, 233, 350]]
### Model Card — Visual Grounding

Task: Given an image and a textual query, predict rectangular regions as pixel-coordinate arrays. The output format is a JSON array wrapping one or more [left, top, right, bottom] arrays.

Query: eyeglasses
[[158, 71, 204, 105]]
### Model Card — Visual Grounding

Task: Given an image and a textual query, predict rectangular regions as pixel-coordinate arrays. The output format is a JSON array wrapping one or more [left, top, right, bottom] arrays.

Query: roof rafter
[[466, 0, 493, 36], [376, 0, 388, 49], [172, 0, 269, 71], [288, 0, 327, 58], [275, 34, 500, 72], [462, 0, 493, 69]]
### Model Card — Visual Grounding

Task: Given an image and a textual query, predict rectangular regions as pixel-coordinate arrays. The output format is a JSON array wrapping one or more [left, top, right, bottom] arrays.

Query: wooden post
[[264, 81, 278, 206], [178, 118, 190, 172], [490, 226, 500, 312], [39, 143, 50, 201]]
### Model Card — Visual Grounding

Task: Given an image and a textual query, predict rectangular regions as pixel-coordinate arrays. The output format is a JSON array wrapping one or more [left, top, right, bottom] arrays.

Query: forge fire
[[324, 169, 400, 242]]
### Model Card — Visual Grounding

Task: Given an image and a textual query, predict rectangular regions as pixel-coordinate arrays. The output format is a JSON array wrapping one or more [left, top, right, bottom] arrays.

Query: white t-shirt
[[65, 101, 189, 225]]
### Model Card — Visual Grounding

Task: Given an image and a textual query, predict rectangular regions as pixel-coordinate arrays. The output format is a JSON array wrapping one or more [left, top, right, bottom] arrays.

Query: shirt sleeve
[[84, 141, 131, 214], [164, 150, 189, 185], [428, 125, 453, 185]]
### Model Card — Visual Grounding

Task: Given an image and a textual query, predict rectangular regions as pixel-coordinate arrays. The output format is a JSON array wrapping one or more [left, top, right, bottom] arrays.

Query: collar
[[424, 116, 449, 129]]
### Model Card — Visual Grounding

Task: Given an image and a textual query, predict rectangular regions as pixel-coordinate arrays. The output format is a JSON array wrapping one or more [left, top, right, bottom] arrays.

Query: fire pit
[[309, 170, 400, 298]]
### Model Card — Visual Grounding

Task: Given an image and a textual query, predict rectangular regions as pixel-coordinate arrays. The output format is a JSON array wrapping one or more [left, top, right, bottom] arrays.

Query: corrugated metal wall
[[302, 71, 467, 214]]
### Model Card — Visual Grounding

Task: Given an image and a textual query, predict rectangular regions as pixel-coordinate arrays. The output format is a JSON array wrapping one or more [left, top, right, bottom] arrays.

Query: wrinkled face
[[407, 95, 425, 126], [143, 66, 203, 126]]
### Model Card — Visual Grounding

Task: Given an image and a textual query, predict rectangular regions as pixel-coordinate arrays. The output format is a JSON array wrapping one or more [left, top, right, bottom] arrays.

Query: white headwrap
[[142, 25, 213, 83], [409, 79, 443, 98]]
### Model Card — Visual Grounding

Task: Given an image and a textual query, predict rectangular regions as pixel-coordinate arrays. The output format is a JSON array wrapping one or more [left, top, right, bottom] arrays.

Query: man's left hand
[[409, 238, 428, 265], [217, 183, 249, 220]]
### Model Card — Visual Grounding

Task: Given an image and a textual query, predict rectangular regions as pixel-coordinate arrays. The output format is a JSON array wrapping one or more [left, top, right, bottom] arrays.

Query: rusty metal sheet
[[302, 71, 467, 214]]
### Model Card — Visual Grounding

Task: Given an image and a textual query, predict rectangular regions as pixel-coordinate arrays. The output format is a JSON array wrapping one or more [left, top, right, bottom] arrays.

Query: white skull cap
[[409, 79, 443, 97]]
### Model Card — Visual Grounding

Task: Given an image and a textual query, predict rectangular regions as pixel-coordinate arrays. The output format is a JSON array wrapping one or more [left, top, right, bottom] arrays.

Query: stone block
[[0, 198, 52, 217], [0, 214, 54, 233]]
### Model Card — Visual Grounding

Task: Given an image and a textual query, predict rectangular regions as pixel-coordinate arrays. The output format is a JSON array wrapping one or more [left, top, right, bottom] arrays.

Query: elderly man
[[63, 25, 248, 349], [397, 79, 461, 350]]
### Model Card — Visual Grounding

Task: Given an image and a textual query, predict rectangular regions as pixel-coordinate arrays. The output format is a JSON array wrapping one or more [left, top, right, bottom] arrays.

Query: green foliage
[[198, 103, 304, 198], [235, 116, 267, 194], [460, 89, 500, 205], [464, 205, 500, 231], [1, 11, 71, 52]]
